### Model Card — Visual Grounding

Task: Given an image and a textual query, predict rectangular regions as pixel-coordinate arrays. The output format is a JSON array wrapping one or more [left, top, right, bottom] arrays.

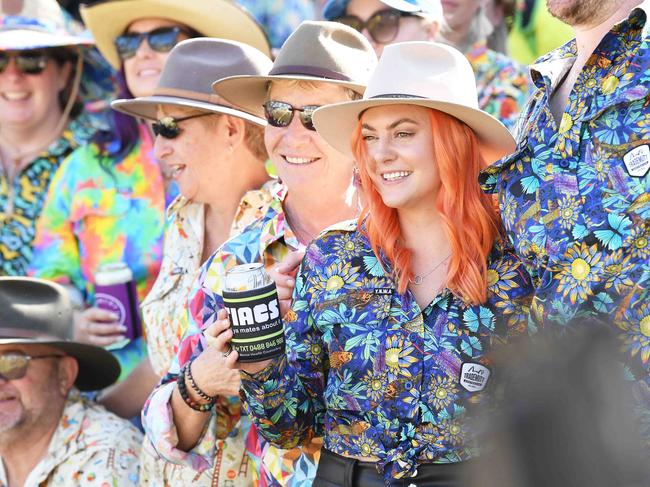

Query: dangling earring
[[353, 166, 362, 188]]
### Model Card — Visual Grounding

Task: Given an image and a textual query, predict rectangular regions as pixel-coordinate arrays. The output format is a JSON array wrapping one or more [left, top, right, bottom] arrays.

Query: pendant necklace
[[410, 253, 451, 285]]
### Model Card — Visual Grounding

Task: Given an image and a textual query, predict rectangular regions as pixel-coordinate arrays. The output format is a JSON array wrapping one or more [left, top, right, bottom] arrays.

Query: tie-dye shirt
[[143, 181, 322, 486], [0, 118, 95, 277], [30, 125, 167, 378], [0, 391, 142, 487], [479, 3, 650, 443], [466, 40, 533, 131]]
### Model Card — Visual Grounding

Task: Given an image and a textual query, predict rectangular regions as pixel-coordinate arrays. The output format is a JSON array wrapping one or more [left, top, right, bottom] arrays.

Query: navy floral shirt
[[479, 4, 650, 442], [241, 221, 534, 480]]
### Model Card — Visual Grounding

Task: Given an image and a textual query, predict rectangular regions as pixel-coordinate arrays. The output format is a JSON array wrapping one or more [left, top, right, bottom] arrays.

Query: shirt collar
[[531, 2, 650, 88]]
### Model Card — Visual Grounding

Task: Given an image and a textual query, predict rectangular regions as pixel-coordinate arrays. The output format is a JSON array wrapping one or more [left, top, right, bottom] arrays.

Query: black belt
[[313, 449, 464, 487]]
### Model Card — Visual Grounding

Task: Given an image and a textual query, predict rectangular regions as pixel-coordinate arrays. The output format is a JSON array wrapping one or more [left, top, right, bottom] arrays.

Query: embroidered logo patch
[[623, 145, 650, 177], [459, 362, 490, 392]]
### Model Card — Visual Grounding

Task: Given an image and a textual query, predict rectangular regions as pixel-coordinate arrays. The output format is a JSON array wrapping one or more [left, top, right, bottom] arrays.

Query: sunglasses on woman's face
[[0, 51, 49, 75], [263, 100, 319, 131], [115, 26, 190, 60], [0, 352, 64, 381], [152, 112, 214, 139], [334, 9, 418, 44]]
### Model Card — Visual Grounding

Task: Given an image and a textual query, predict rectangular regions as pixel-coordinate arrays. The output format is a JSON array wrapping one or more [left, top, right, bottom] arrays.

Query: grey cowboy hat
[[0, 277, 120, 391], [212, 20, 378, 118], [112, 38, 272, 125], [313, 42, 515, 165]]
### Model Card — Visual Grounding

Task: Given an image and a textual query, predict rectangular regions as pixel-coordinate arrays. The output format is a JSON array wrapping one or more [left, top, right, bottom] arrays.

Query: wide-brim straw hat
[[212, 20, 377, 118], [80, 0, 271, 69], [112, 38, 271, 125], [0, 278, 120, 391], [313, 42, 515, 164], [0, 0, 93, 50]]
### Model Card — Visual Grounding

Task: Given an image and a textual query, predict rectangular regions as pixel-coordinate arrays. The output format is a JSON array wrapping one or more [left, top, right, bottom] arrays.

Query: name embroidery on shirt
[[459, 362, 491, 392], [623, 144, 650, 177]]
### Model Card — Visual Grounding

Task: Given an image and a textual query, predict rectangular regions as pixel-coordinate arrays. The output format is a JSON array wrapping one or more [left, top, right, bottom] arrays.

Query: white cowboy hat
[[312, 41, 515, 164], [80, 0, 271, 69]]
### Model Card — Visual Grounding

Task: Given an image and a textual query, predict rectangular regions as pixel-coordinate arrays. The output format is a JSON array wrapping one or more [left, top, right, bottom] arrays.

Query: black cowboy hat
[[0, 277, 120, 391]]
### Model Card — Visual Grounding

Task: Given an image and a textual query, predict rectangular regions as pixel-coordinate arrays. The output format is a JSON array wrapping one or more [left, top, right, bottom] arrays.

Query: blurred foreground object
[[466, 318, 650, 487]]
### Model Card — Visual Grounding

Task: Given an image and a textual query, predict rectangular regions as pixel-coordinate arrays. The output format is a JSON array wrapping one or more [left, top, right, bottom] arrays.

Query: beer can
[[94, 262, 141, 341], [222, 263, 284, 362]]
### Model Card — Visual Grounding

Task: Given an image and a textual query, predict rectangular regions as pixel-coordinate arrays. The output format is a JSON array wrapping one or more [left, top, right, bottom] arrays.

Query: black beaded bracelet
[[186, 360, 215, 403], [177, 363, 214, 412]]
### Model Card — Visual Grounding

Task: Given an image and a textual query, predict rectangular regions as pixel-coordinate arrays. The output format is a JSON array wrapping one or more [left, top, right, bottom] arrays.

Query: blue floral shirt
[[479, 3, 650, 442], [240, 221, 534, 481]]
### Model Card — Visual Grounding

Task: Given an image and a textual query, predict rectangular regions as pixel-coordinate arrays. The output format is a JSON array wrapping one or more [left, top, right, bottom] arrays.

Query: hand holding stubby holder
[[94, 262, 142, 341], [222, 263, 285, 362]]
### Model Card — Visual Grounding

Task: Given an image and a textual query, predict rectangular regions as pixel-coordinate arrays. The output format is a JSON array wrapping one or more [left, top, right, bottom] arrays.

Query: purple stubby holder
[[94, 280, 141, 340]]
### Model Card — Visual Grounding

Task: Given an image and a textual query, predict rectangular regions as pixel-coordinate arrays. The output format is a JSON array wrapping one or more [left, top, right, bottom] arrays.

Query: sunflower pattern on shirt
[[479, 5, 650, 442], [240, 221, 534, 481]]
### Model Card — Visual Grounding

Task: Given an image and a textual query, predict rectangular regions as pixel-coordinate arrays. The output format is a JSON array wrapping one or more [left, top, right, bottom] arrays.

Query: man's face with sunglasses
[[0, 48, 71, 129], [121, 18, 193, 98], [339, 0, 437, 55], [0, 345, 73, 435]]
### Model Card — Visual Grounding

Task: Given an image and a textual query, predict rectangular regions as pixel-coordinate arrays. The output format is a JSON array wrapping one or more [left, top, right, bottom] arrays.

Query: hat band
[[0, 326, 56, 339], [154, 87, 237, 109], [368, 93, 427, 99], [269, 64, 351, 82]]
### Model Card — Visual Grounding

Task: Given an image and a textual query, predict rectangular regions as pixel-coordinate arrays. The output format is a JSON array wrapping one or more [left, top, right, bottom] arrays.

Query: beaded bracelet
[[186, 360, 215, 403], [177, 363, 214, 412]]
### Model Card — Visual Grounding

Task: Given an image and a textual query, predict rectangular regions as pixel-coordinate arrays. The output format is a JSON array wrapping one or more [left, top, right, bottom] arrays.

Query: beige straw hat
[[112, 38, 271, 125], [80, 0, 271, 69], [212, 20, 377, 118], [312, 42, 515, 164]]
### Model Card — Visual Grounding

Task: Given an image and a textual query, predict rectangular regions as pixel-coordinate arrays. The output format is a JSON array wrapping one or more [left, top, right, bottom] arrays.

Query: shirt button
[[409, 332, 420, 342], [559, 160, 570, 169]]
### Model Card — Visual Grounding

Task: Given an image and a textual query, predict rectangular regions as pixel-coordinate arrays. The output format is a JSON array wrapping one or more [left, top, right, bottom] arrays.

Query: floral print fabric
[[479, 4, 650, 442], [240, 221, 534, 481], [0, 392, 142, 487], [143, 181, 322, 486]]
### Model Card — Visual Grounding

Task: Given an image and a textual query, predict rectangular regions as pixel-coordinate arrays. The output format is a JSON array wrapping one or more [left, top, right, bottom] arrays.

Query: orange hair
[[352, 108, 502, 305]]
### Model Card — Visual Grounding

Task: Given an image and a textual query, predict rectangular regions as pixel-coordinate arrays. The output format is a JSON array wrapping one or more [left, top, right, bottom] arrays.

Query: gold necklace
[[410, 253, 451, 285]]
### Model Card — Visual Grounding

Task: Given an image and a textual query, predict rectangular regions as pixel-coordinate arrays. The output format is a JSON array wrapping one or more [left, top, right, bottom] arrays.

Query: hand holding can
[[222, 263, 285, 362]]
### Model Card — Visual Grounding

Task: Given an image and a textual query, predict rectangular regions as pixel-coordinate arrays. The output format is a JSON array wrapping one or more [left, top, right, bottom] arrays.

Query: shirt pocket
[[69, 188, 131, 235], [314, 289, 392, 412], [580, 94, 650, 220]]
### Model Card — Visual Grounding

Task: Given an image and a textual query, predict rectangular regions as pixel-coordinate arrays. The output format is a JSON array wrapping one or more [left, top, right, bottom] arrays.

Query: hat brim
[[313, 98, 515, 164], [212, 74, 367, 118], [0, 30, 93, 51], [111, 95, 267, 126], [0, 338, 120, 391], [80, 0, 271, 69]]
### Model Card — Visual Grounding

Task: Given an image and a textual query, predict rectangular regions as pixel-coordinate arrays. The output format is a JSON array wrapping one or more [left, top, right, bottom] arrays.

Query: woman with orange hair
[[212, 41, 534, 485]]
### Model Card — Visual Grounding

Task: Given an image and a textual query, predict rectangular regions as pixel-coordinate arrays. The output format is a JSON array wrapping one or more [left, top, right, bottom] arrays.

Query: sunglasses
[[0, 51, 49, 75], [152, 112, 214, 139], [115, 26, 190, 60], [263, 100, 319, 131], [0, 352, 64, 380], [334, 9, 419, 44]]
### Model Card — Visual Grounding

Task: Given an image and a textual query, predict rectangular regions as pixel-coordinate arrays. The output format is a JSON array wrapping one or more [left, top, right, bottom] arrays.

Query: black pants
[[313, 449, 464, 487]]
